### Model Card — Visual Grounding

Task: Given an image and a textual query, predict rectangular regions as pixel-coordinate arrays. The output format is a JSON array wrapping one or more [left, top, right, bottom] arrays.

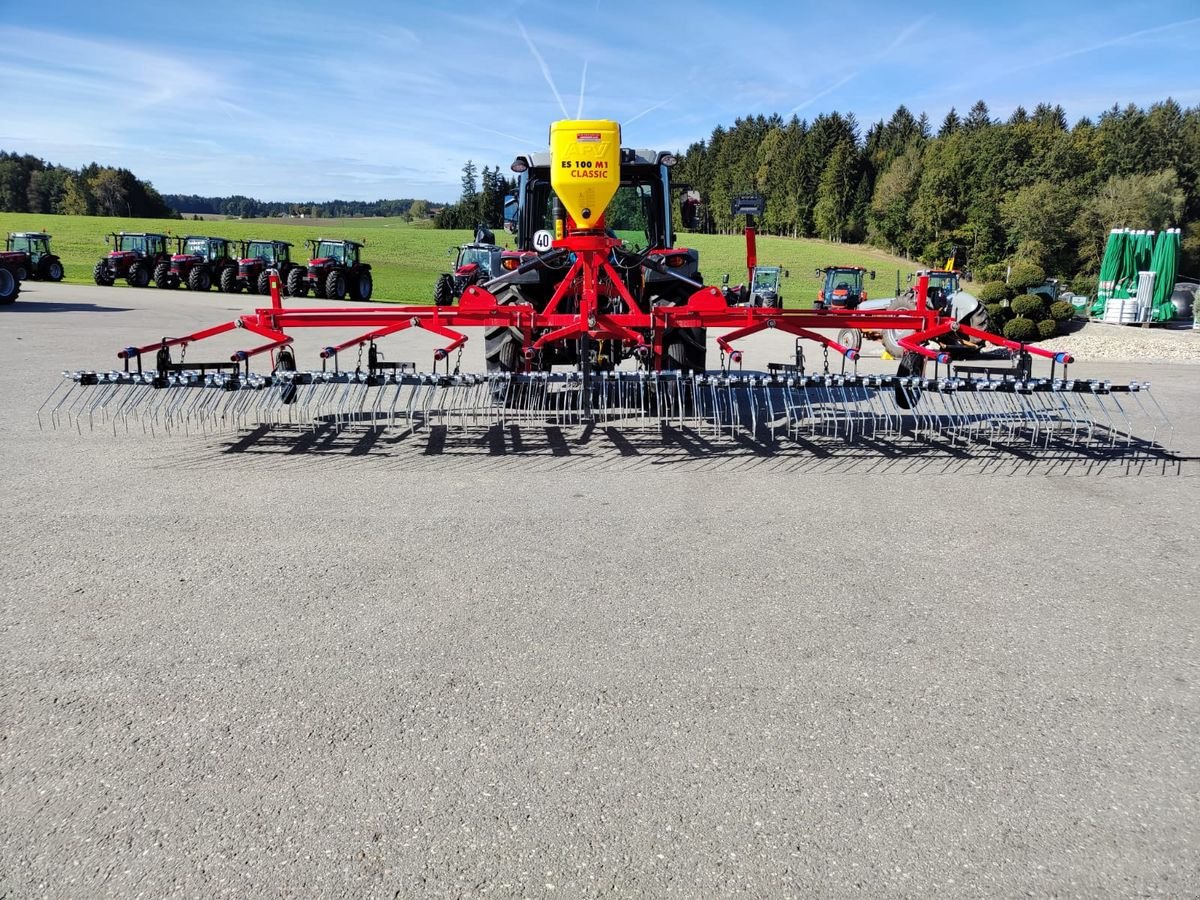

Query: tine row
[[41, 369, 1171, 452]]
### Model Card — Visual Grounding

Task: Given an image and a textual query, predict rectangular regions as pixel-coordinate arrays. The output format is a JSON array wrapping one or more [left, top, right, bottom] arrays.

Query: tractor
[[433, 226, 504, 306], [157, 236, 238, 291], [93, 233, 172, 288], [225, 240, 304, 295], [489, 144, 705, 371], [6, 232, 64, 281], [815, 265, 874, 309], [291, 239, 372, 301], [0, 253, 20, 303]]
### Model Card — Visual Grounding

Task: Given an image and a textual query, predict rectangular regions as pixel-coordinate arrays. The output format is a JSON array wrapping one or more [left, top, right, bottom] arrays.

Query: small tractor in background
[[93, 232, 172, 288], [434, 226, 503, 306], [292, 239, 372, 301], [815, 265, 874, 309], [157, 236, 238, 291], [6, 232, 64, 282], [717, 196, 786, 308], [226, 240, 305, 295]]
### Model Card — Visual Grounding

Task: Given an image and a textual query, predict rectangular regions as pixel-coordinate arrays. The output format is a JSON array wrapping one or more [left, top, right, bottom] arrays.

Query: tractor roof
[[312, 238, 363, 248], [116, 231, 170, 238], [182, 235, 227, 242], [248, 238, 293, 247], [512, 148, 676, 173], [10, 231, 49, 238]]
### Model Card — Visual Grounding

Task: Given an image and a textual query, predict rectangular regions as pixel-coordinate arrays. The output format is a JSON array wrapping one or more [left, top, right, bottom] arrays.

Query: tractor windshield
[[118, 235, 148, 254], [316, 241, 346, 264], [183, 237, 209, 257], [826, 270, 863, 295], [522, 169, 670, 251], [753, 268, 780, 292], [247, 241, 277, 264], [460, 247, 493, 271], [927, 272, 960, 295]]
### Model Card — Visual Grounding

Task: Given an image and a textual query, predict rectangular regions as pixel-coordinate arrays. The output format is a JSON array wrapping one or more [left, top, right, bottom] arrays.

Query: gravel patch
[[1038, 319, 1200, 364]]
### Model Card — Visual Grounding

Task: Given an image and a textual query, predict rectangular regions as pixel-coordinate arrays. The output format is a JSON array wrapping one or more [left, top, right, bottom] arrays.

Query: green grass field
[[0, 212, 914, 307]]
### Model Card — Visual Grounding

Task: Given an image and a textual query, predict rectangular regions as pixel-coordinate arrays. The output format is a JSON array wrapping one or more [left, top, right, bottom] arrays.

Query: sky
[[1, 0, 1198, 203]]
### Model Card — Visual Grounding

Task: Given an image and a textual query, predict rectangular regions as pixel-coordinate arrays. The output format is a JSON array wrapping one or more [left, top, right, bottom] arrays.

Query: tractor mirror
[[814, 268, 821, 277], [679, 202, 698, 230], [783, 270, 789, 278], [963, 270, 973, 282], [870, 270, 876, 280], [502, 194, 518, 227], [721, 273, 729, 285]]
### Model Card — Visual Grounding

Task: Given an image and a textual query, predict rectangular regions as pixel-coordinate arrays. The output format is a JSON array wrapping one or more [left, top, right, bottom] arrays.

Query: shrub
[[1049, 300, 1076, 322], [1037, 318, 1059, 339], [1003, 317, 1038, 342], [1008, 261, 1046, 293], [985, 303, 1011, 330], [976, 262, 1007, 283], [1011, 293, 1048, 319], [1069, 275, 1097, 297], [977, 280, 1010, 303]]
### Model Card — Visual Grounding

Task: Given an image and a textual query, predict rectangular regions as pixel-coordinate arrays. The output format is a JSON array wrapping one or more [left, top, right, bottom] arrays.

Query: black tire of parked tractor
[[433, 274, 454, 307], [837, 327, 862, 353], [287, 267, 308, 298], [325, 270, 347, 301], [0, 267, 18, 304], [188, 267, 211, 292], [154, 262, 172, 289], [893, 350, 926, 410], [128, 262, 150, 288], [652, 294, 707, 372], [311, 275, 325, 299], [92, 260, 114, 286], [39, 258, 61, 281], [14, 263, 28, 281], [484, 285, 529, 373], [352, 270, 373, 302], [220, 267, 240, 293], [881, 294, 917, 359], [257, 271, 272, 296]]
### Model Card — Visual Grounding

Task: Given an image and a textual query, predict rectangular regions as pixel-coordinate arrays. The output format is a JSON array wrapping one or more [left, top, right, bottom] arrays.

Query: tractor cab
[[242, 240, 292, 269], [7, 232, 51, 264], [110, 232, 169, 259], [174, 236, 230, 264], [910, 269, 965, 310], [816, 266, 874, 309], [308, 239, 360, 267]]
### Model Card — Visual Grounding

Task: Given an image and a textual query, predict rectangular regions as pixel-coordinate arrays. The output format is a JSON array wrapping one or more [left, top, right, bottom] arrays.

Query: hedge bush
[[1069, 275, 1097, 297], [985, 303, 1011, 329], [1037, 318, 1059, 339], [977, 280, 1010, 303], [1048, 300, 1076, 322], [1008, 262, 1046, 293], [1002, 317, 1038, 342], [1011, 294, 1048, 319]]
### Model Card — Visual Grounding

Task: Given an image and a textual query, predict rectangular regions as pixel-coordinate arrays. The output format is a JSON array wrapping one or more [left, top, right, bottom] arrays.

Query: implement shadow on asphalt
[[4, 301, 134, 313], [197, 423, 1197, 477]]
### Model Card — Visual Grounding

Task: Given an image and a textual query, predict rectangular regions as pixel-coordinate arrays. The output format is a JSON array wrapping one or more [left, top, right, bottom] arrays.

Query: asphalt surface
[[2, 280, 1198, 898]]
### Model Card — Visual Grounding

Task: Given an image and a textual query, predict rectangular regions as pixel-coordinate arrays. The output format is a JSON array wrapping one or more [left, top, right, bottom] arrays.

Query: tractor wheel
[[653, 294, 707, 372], [92, 260, 114, 286], [14, 262, 27, 281], [881, 294, 917, 359], [127, 262, 150, 288], [352, 270, 372, 302], [485, 285, 529, 373], [433, 274, 453, 306], [0, 267, 18, 304], [46, 259, 64, 281], [188, 267, 211, 292], [257, 271, 272, 296], [893, 350, 926, 410], [311, 274, 325, 299], [837, 327, 862, 353], [154, 262, 172, 289], [287, 267, 308, 298], [325, 270, 347, 301], [220, 267, 240, 293], [274, 347, 298, 405]]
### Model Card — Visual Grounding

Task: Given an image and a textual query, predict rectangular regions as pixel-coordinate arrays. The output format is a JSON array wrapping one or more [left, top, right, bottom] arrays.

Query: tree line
[[0, 151, 179, 218], [162, 194, 430, 220], [674, 99, 1199, 280], [434, 162, 516, 230]]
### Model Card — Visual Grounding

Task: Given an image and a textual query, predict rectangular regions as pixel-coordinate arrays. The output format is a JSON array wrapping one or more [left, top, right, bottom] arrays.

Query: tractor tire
[[881, 294, 917, 359], [45, 258, 64, 281], [187, 267, 211, 292], [325, 270, 347, 301], [893, 350, 926, 410], [14, 262, 27, 281], [485, 285, 529, 373], [351, 270, 372, 302], [127, 262, 150, 288], [837, 327, 862, 353], [257, 271, 272, 296], [154, 262, 173, 289], [653, 294, 707, 372], [0, 267, 18, 304], [312, 275, 325, 299], [220, 267, 240, 293], [433, 274, 454, 306], [287, 267, 308, 298], [92, 260, 114, 286], [274, 347, 298, 405]]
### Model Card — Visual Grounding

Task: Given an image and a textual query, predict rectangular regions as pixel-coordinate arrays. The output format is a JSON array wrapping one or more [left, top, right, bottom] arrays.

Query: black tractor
[[291, 239, 372, 301], [157, 236, 238, 291], [225, 240, 305, 295], [93, 233, 172, 287], [6, 232, 64, 281], [433, 226, 503, 306]]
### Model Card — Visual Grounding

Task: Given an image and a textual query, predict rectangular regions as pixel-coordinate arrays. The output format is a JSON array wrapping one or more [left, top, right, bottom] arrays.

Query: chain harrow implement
[[45, 119, 1169, 456]]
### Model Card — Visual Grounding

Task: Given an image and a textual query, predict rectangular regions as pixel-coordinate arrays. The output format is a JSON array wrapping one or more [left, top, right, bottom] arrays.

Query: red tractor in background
[[157, 236, 238, 291], [6, 232, 64, 282], [433, 227, 504, 306], [0, 253, 21, 303], [290, 239, 372, 301], [93, 233, 172, 288], [224, 239, 305, 295], [815, 265, 875, 309]]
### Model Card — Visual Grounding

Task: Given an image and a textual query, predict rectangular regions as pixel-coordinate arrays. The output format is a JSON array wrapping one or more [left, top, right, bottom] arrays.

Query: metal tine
[[39, 377, 76, 431]]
